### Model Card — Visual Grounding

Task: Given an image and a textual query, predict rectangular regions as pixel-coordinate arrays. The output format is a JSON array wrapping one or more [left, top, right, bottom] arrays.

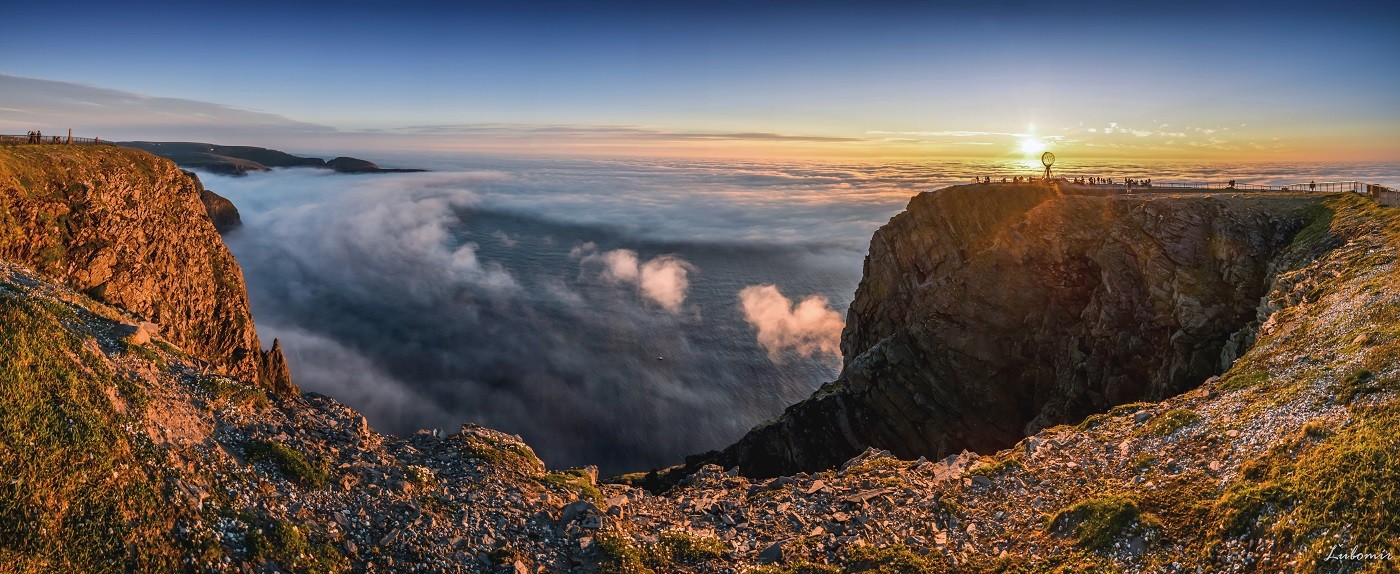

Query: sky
[[2, 0, 1398, 160]]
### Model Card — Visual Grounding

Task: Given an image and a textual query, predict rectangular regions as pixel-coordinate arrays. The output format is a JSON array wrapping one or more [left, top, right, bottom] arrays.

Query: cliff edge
[[710, 184, 1329, 477], [0, 145, 293, 394]]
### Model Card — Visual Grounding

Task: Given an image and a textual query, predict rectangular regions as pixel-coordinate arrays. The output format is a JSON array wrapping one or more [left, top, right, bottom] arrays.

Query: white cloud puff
[[639, 256, 693, 313], [739, 285, 844, 360], [577, 245, 695, 312]]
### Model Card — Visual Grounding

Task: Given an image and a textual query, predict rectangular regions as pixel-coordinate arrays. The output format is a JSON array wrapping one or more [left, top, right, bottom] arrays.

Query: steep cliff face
[[714, 184, 1327, 477], [0, 145, 293, 394]]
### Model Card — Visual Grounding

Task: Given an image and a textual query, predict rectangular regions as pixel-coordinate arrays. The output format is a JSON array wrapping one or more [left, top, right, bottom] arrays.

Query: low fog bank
[[206, 158, 934, 472]]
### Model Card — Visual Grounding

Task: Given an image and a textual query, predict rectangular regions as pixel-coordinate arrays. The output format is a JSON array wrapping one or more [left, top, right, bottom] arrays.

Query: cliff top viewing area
[[1, 131, 110, 146], [968, 175, 1400, 207]]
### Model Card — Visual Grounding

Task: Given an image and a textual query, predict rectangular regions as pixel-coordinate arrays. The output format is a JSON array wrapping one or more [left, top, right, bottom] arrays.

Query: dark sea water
[[204, 155, 1398, 473]]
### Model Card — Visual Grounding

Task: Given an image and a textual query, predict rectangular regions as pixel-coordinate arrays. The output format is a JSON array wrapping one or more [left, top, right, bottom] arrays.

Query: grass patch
[[1207, 400, 1400, 571], [1108, 402, 1155, 416], [245, 441, 328, 489], [458, 433, 544, 474], [1129, 452, 1157, 472], [194, 374, 270, 409], [1048, 495, 1161, 551], [1334, 369, 1397, 403], [405, 465, 435, 486], [1074, 413, 1111, 431], [1218, 370, 1270, 392], [118, 339, 166, 370], [842, 544, 941, 573], [1139, 408, 1201, 437], [245, 518, 347, 574], [843, 456, 907, 475], [594, 531, 653, 574], [748, 561, 844, 574], [0, 289, 182, 572], [643, 530, 726, 568], [540, 468, 602, 504], [968, 454, 1022, 477]]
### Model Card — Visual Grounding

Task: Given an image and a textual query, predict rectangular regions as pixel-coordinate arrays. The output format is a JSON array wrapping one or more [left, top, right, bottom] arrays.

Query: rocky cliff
[[709, 185, 1328, 477], [120, 141, 426, 175], [0, 145, 292, 394]]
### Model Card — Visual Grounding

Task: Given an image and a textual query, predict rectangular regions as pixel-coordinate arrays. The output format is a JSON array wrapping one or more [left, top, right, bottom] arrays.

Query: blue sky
[[2, 0, 1397, 159]]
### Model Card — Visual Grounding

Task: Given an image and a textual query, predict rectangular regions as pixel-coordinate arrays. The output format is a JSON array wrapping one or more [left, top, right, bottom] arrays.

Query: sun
[[1019, 138, 1047, 155]]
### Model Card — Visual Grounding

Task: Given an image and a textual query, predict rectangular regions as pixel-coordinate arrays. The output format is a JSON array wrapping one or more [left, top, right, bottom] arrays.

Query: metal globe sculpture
[[1041, 151, 1056, 180]]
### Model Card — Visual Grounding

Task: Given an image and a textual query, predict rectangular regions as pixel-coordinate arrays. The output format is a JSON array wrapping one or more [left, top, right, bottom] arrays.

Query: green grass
[[1208, 401, 1400, 571], [1048, 495, 1160, 552], [748, 561, 844, 574], [1334, 369, 1397, 403], [644, 530, 726, 567], [194, 374, 270, 409], [539, 468, 602, 504], [0, 288, 181, 572], [594, 531, 654, 574], [594, 530, 727, 571], [1108, 402, 1155, 416], [1218, 369, 1270, 392], [968, 454, 1022, 478], [458, 433, 544, 474], [1139, 409, 1201, 437], [245, 518, 347, 574], [841, 545, 942, 573], [1074, 413, 1111, 431], [1129, 453, 1157, 472], [244, 441, 328, 489]]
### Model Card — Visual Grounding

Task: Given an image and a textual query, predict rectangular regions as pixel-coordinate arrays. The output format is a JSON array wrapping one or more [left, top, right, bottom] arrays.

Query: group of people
[[24, 130, 62, 144], [971, 175, 1045, 184], [969, 175, 1155, 187], [1073, 176, 1151, 186], [20, 131, 100, 145]]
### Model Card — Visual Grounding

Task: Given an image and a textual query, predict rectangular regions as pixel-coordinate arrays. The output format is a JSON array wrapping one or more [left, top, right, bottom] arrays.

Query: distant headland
[[118, 140, 428, 176]]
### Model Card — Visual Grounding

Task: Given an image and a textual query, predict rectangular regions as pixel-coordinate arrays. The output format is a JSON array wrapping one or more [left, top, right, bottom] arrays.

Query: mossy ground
[[245, 441, 329, 489], [0, 283, 180, 572], [540, 468, 603, 504], [244, 517, 347, 573], [1048, 495, 1161, 551]]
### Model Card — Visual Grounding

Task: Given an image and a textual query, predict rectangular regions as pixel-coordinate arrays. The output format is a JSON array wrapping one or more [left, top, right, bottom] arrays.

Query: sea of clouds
[[203, 155, 1399, 472]]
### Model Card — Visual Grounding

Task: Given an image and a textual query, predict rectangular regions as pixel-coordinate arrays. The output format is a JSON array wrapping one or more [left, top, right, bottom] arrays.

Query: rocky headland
[[0, 146, 1395, 573], [120, 141, 427, 175], [700, 186, 1328, 478]]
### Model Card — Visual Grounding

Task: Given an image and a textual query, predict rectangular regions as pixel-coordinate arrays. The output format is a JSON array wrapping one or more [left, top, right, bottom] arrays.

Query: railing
[[968, 175, 1396, 199], [0, 134, 114, 146]]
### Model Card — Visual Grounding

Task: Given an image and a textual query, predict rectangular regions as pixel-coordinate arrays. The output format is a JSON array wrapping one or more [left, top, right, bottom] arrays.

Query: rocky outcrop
[[121, 141, 327, 175], [327, 156, 428, 174], [198, 185, 242, 232], [710, 184, 1328, 477], [0, 145, 295, 394], [120, 141, 426, 175], [326, 156, 380, 173]]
